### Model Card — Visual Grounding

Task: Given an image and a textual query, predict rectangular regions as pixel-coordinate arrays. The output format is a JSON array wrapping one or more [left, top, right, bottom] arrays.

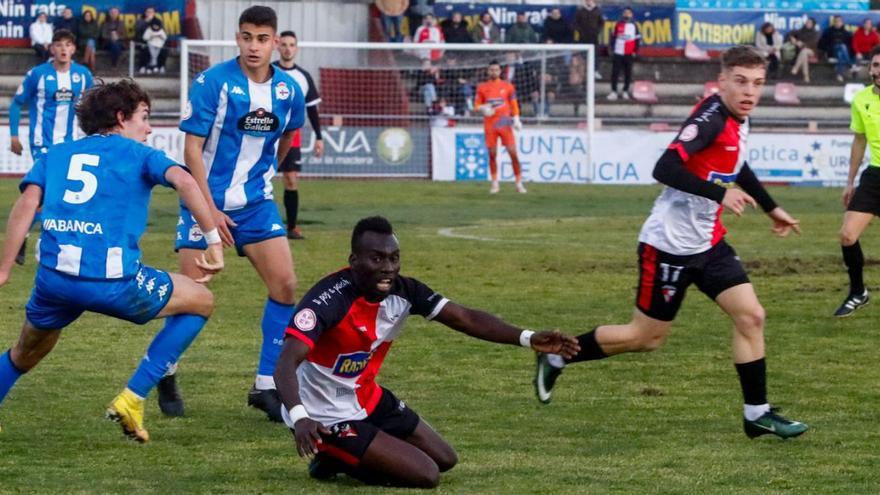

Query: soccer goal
[[180, 40, 595, 181]]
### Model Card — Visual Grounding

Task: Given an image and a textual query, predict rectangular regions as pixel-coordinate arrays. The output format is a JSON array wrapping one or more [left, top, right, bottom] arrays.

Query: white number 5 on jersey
[[63, 153, 99, 204]]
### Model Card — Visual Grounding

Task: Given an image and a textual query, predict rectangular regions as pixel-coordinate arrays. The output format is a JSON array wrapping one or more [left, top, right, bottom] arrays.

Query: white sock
[[163, 362, 178, 377], [744, 403, 770, 421], [547, 354, 566, 369], [254, 374, 276, 390]]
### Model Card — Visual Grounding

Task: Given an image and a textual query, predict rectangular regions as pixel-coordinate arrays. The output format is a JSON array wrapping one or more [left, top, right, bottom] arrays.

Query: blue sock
[[0, 350, 25, 405], [127, 315, 207, 398], [257, 299, 295, 382]]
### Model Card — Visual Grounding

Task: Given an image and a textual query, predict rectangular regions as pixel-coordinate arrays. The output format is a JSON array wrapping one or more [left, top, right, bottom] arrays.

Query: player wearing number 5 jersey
[[533, 46, 809, 439], [0, 80, 224, 442], [166, 6, 306, 422]]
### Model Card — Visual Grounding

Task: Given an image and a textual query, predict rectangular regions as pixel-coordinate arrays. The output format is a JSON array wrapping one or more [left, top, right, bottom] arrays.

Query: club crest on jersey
[[238, 108, 279, 136], [72, 73, 81, 83], [708, 171, 738, 188], [275, 81, 290, 100], [294, 308, 317, 332], [54, 88, 73, 103], [678, 124, 698, 142], [662, 285, 677, 303], [332, 351, 371, 378], [182, 101, 193, 120]]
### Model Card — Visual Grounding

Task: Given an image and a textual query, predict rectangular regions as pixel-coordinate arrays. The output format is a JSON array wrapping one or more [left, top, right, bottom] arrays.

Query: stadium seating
[[684, 41, 712, 62], [632, 80, 659, 104], [773, 82, 801, 105], [844, 83, 866, 103], [703, 81, 720, 98]]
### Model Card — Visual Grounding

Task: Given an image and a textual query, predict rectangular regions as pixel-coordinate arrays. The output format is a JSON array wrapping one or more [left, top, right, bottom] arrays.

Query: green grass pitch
[[1, 179, 879, 494]]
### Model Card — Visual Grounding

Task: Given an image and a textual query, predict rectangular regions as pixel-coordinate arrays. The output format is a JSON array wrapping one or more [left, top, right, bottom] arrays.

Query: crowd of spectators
[[28, 6, 168, 74]]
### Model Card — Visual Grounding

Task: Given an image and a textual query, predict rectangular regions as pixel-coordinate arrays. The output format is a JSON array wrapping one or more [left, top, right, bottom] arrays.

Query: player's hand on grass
[[293, 418, 330, 458], [313, 139, 324, 158], [213, 208, 237, 247], [768, 207, 801, 237], [9, 137, 22, 156], [722, 188, 756, 216], [194, 243, 225, 283], [842, 185, 855, 208], [530, 330, 581, 359]]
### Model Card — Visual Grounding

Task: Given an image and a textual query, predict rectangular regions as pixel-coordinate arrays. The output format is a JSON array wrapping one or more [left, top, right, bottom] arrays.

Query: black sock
[[564, 328, 608, 364], [284, 190, 299, 230], [735, 358, 767, 406], [842, 242, 865, 295]]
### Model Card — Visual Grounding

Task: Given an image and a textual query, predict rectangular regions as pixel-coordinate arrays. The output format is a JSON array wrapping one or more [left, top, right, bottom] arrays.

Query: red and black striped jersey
[[639, 94, 749, 255], [285, 268, 448, 426]]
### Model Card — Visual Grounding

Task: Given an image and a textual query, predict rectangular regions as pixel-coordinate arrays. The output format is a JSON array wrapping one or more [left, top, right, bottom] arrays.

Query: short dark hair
[[280, 30, 296, 39], [52, 29, 76, 44], [721, 45, 767, 71], [488, 59, 500, 67], [351, 216, 394, 251], [869, 44, 880, 61], [77, 79, 151, 135], [239, 5, 277, 31]]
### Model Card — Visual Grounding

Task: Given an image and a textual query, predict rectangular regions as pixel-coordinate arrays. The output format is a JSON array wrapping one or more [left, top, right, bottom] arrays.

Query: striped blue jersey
[[13, 62, 94, 152], [20, 134, 181, 280], [180, 58, 305, 211]]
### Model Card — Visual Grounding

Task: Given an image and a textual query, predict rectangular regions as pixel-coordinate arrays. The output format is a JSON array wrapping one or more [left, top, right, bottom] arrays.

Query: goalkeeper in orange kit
[[475, 60, 526, 194]]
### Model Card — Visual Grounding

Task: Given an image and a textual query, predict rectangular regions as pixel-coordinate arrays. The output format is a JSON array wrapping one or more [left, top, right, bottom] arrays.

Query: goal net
[[180, 41, 594, 181]]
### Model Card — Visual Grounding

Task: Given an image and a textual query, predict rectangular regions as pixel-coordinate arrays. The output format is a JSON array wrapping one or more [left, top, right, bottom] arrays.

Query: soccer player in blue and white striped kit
[[9, 29, 94, 162], [163, 6, 306, 421], [0, 80, 225, 442]]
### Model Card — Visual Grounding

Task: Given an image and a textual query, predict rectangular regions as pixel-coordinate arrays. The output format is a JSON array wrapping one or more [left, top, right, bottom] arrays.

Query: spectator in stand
[[608, 7, 639, 101], [441, 55, 473, 115], [142, 19, 167, 74], [77, 10, 99, 72], [135, 7, 163, 73], [820, 15, 856, 82], [407, 0, 433, 37], [573, 0, 604, 79], [470, 11, 500, 44], [503, 51, 541, 116], [417, 60, 443, 113], [788, 17, 819, 83], [413, 13, 444, 61], [56, 8, 78, 35], [853, 18, 879, 63], [375, 0, 407, 43], [542, 8, 573, 44], [440, 12, 471, 44], [755, 22, 783, 79], [29, 11, 53, 62], [100, 7, 126, 68], [507, 12, 538, 44]]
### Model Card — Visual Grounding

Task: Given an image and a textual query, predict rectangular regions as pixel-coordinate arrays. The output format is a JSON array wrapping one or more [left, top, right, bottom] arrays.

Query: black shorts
[[278, 147, 302, 172], [635, 240, 750, 321], [318, 388, 421, 466], [848, 166, 880, 215]]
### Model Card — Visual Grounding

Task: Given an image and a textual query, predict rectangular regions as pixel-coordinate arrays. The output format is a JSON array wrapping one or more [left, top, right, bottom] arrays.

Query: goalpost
[[180, 40, 595, 181]]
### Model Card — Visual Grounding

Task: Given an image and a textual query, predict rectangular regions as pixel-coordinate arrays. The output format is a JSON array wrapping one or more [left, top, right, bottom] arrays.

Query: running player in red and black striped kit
[[534, 45, 809, 439]]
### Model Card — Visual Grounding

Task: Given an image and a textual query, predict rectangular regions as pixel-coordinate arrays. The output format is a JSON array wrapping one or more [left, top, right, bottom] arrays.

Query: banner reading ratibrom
[[430, 127, 863, 185], [0, 0, 185, 44]]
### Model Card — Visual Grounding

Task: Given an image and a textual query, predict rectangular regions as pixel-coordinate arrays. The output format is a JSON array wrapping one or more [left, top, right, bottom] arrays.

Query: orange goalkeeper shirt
[[475, 79, 520, 125]]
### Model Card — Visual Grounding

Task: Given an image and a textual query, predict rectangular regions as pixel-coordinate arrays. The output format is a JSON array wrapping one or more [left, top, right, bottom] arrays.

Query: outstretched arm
[[183, 133, 236, 246], [433, 301, 580, 358], [166, 166, 224, 280], [0, 185, 41, 286], [275, 337, 330, 458], [735, 163, 799, 236]]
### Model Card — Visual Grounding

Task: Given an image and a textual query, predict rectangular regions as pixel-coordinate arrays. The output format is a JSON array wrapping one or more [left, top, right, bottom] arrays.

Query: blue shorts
[[175, 200, 286, 257], [26, 265, 174, 330]]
